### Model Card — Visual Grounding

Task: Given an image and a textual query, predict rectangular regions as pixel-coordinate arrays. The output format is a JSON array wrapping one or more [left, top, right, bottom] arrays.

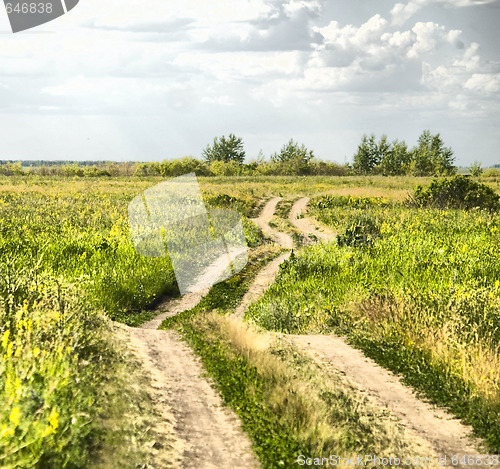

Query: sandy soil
[[288, 196, 335, 242], [287, 334, 484, 463], [251, 196, 294, 249], [234, 253, 289, 320], [128, 326, 260, 469], [233, 201, 294, 319], [126, 248, 261, 468]]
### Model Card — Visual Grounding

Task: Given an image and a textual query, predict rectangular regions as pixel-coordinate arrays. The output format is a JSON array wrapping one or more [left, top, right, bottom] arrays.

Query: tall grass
[[0, 176, 264, 467], [179, 311, 433, 468]]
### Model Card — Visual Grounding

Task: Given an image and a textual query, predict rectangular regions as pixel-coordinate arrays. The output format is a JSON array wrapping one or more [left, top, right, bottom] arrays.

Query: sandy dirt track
[[125, 195, 488, 468], [128, 326, 260, 469], [288, 196, 335, 242], [284, 197, 487, 466], [126, 248, 261, 467], [251, 196, 294, 249]]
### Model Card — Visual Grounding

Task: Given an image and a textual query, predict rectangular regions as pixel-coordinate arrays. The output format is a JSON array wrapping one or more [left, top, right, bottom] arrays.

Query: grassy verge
[[274, 197, 300, 219], [0, 275, 160, 468], [0, 177, 265, 467], [158, 233, 436, 467]]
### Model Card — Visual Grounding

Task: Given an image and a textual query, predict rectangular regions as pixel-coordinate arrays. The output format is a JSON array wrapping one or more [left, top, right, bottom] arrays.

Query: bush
[[210, 160, 242, 176], [160, 157, 211, 177], [0, 162, 24, 176], [310, 195, 389, 210], [409, 175, 500, 211], [337, 213, 381, 247]]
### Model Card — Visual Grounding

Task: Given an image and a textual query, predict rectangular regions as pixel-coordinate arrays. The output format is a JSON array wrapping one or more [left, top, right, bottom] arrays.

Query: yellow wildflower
[[0, 424, 14, 438], [9, 406, 21, 427], [42, 425, 54, 437], [1, 330, 10, 348], [48, 408, 59, 432]]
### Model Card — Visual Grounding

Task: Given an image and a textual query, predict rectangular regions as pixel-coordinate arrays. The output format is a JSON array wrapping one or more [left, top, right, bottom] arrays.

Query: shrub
[[310, 195, 389, 210], [159, 157, 211, 177], [469, 161, 483, 178], [337, 213, 381, 247], [408, 175, 500, 211], [210, 160, 242, 176]]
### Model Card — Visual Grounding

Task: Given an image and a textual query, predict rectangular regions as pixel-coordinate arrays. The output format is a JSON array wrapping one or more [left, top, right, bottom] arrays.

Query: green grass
[[3, 174, 499, 466], [179, 318, 305, 468], [159, 247, 282, 329], [274, 197, 300, 219], [0, 176, 266, 467], [176, 312, 435, 468], [160, 224, 436, 467], [246, 194, 500, 452], [0, 275, 157, 468]]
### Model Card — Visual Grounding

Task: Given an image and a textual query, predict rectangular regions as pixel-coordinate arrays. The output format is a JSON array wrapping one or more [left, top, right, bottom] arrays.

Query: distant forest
[[0, 160, 131, 167], [0, 132, 497, 177]]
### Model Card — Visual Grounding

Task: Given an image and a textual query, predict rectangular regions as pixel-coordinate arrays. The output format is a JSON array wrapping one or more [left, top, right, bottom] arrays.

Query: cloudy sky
[[0, 0, 499, 166]]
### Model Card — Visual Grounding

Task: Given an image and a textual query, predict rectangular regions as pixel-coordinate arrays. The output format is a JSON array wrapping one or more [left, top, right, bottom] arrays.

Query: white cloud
[[464, 73, 500, 93], [315, 14, 387, 51], [0, 0, 499, 165], [312, 15, 464, 83], [453, 42, 481, 71], [407, 22, 462, 58], [283, 0, 322, 15], [391, 0, 500, 25]]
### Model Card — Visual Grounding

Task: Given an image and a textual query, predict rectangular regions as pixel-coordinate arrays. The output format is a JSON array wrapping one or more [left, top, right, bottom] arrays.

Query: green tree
[[380, 139, 410, 175], [270, 139, 315, 175], [271, 139, 314, 164], [410, 130, 456, 176], [353, 134, 380, 174], [202, 134, 246, 164], [469, 161, 483, 177], [430, 133, 456, 175], [409, 130, 434, 176]]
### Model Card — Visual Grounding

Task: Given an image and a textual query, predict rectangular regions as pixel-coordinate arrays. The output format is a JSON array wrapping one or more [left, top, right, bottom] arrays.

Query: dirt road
[[126, 252, 260, 467], [128, 326, 260, 469], [288, 196, 335, 242], [261, 196, 486, 465], [125, 195, 487, 468]]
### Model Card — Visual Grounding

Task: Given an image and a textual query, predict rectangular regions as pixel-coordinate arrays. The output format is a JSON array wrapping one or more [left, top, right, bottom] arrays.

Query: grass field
[[1, 174, 499, 467]]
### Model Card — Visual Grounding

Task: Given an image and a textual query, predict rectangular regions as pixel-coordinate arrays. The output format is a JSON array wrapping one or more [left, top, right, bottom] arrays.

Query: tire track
[[126, 250, 261, 467], [124, 195, 489, 468], [128, 326, 260, 469], [252, 196, 487, 466]]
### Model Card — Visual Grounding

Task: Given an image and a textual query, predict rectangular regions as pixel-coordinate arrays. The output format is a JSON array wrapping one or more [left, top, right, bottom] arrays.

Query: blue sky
[[0, 0, 499, 165]]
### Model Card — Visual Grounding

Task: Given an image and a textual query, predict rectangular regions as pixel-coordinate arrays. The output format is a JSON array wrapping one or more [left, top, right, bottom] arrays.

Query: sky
[[0, 0, 499, 166]]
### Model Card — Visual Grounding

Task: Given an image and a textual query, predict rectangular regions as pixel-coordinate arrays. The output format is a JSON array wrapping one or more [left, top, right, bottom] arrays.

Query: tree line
[[0, 131, 459, 177]]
